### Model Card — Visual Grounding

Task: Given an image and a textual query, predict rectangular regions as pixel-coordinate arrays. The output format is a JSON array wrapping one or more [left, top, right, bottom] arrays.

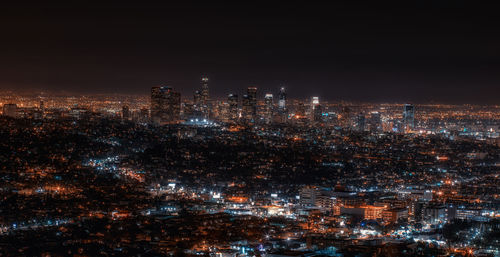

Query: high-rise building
[[193, 77, 211, 118], [356, 113, 365, 132], [3, 103, 18, 118], [311, 97, 319, 109], [151, 86, 181, 124], [264, 93, 273, 124], [341, 106, 352, 127], [139, 108, 149, 123], [369, 111, 381, 132], [122, 105, 130, 120], [310, 96, 320, 120], [278, 87, 286, 111], [194, 90, 202, 108], [403, 104, 415, 131], [242, 87, 257, 122], [39, 100, 45, 114], [313, 104, 323, 123], [201, 77, 209, 105], [227, 94, 239, 122]]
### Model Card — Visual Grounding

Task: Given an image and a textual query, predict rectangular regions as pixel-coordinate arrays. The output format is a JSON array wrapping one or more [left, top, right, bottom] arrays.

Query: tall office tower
[[3, 103, 18, 118], [139, 108, 150, 123], [201, 77, 209, 104], [39, 100, 45, 114], [403, 104, 415, 131], [339, 105, 352, 127], [151, 86, 181, 124], [122, 105, 130, 120], [311, 97, 319, 109], [278, 87, 286, 111], [356, 113, 366, 132], [228, 94, 239, 122], [242, 87, 257, 122], [310, 96, 320, 120], [264, 93, 273, 124], [276, 87, 287, 123], [184, 103, 195, 118], [313, 104, 323, 123], [193, 90, 202, 109], [369, 111, 382, 132], [295, 101, 306, 117], [241, 95, 251, 121]]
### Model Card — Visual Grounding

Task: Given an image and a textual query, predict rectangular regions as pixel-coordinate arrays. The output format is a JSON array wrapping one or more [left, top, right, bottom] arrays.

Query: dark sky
[[1, 2, 499, 103]]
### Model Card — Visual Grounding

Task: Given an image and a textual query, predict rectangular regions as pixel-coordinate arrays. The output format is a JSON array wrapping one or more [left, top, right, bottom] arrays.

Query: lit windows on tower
[[151, 86, 181, 124], [242, 87, 257, 122], [227, 94, 239, 122], [278, 87, 286, 111], [403, 104, 415, 132], [264, 93, 273, 124]]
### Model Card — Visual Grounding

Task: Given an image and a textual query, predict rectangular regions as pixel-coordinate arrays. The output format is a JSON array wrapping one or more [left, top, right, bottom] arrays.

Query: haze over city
[[1, 2, 500, 103]]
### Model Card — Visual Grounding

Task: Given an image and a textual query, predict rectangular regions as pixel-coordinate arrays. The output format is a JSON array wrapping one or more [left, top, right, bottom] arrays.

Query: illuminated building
[[192, 77, 210, 118], [364, 205, 387, 220], [194, 90, 202, 109], [356, 113, 365, 132], [3, 103, 18, 118], [276, 87, 288, 123], [313, 104, 323, 123], [183, 103, 195, 119], [242, 87, 257, 122], [278, 87, 286, 111], [341, 205, 387, 220], [122, 105, 130, 120], [201, 77, 209, 105], [39, 100, 45, 114], [264, 93, 273, 123], [227, 94, 239, 122], [139, 108, 149, 123], [299, 186, 320, 207], [382, 208, 409, 224], [368, 111, 381, 132], [311, 96, 319, 110], [151, 86, 181, 124], [310, 96, 320, 121], [200, 77, 210, 117], [403, 104, 415, 131], [423, 204, 447, 224]]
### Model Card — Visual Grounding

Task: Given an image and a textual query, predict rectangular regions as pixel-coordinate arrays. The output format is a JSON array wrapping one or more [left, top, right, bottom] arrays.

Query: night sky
[[1, 2, 499, 103]]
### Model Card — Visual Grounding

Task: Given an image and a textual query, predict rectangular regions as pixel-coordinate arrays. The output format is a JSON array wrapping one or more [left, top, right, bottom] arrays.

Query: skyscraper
[[201, 77, 209, 105], [277, 87, 287, 123], [151, 86, 181, 124], [194, 90, 202, 108], [369, 111, 381, 132], [39, 100, 45, 114], [313, 104, 323, 123], [228, 94, 239, 122], [195, 77, 210, 118], [403, 104, 415, 131], [356, 113, 365, 132], [264, 93, 273, 124], [3, 103, 18, 118], [278, 87, 286, 111], [311, 97, 319, 109], [310, 96, 320, 120], [122, 105, 130, 120], [242, 87, 257, 122]]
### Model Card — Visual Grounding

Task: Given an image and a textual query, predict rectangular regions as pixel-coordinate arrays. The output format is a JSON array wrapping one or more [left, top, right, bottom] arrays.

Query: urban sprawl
[[0, 78, 500, 256]]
